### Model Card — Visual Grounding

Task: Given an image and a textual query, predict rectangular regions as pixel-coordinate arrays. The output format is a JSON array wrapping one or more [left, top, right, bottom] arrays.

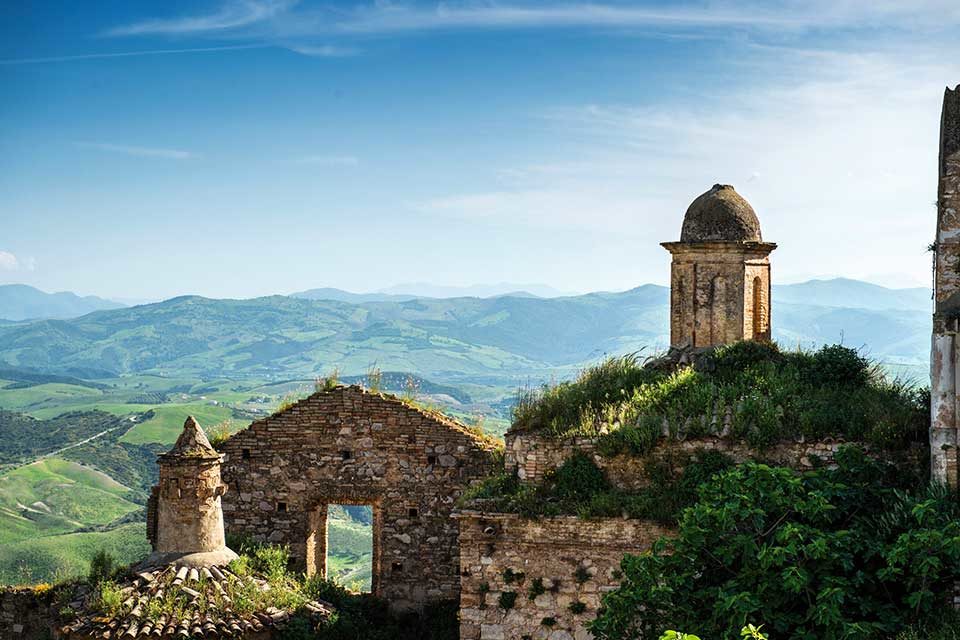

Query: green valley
[[0, 278, 936, 585]]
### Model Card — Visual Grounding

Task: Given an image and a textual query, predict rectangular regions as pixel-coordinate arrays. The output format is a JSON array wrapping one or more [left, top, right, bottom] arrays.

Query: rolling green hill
[[0, 458, 140, 545], [0, 279, 932, 385], [0, 277, 935, 585]]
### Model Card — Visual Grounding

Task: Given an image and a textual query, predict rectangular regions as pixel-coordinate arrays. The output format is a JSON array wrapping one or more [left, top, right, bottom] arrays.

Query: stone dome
[[680, 184, 762, 242]]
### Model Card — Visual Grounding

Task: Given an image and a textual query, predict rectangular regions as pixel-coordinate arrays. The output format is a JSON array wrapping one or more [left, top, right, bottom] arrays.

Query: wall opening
[[710, 275, 726, 345], [327, 504, 374, 592], [752, 276, 766, 339]]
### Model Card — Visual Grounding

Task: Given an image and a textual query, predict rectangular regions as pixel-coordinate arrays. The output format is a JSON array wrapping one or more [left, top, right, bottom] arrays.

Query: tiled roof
[[59, 563, 333, 639]]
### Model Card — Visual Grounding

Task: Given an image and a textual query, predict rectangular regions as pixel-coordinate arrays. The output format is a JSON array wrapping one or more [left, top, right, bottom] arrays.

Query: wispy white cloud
[[77, 142, 197, 160], [105, 0, 296, 37], [297, 154, 360, 166], [284, 44, 360, 58], [0, 251, 35, 272], [103, 1, 960, 40], [0, 44, 269, 65], [417, 44, 960, 287]]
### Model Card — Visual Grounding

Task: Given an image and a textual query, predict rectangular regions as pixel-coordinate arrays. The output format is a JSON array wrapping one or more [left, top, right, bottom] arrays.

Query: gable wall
[[219, 386, 497, 610]]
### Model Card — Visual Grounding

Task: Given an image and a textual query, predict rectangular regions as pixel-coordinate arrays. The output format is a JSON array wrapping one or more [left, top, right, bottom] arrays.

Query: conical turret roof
[[160, 416, 220, 461]]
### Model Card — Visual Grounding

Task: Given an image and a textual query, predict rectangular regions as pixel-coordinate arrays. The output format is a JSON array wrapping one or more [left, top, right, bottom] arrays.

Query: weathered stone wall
[[504, 431, 892, 488], [219, 386, 499, 610], [0, 587, 55, 639], [932, 84, 960, 490], [456, 512, 673, 640], [155, 458, 227, 555]]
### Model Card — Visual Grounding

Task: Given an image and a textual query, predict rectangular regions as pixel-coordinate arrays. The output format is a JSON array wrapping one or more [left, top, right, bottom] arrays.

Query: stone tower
[[931, 84, 960, 489], [145, 417, 238, 566], [661, 184, 777, 348]]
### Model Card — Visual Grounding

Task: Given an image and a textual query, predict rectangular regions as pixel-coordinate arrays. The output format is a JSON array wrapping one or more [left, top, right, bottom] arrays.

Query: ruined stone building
[[219, 386, 500, 610], [932, 84, 960, 489], [57, 418, 332, 639], [662, 184, 776, 348]]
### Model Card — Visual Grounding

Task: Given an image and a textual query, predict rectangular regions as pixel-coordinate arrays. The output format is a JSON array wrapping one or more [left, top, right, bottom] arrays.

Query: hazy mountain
[[773, 278, 930, 312], [377, 282, 576, 298], [0, 284, 125, 321], [291, 288, 417, 303], [0, 279, 932, 383]]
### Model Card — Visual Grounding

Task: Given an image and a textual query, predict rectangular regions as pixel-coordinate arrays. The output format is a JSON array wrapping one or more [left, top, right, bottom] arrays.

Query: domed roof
[[680, 184, 762, 242]]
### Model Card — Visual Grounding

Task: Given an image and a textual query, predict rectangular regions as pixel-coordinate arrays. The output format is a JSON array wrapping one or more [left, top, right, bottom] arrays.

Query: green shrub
[[569, 600, 587, 614], [459, 449, 734, 523], [553, 452, 609, 501], [502, 568, 524, 584], [513, 353, 658, 434], [206, 421, 232, 449], [88, 549, 118, 585], [303, 576, 459, 639], [251, 544, 290, 582], [528, 577, 546, 600], [94, 581, 125, 617], [498, 591, 518, 610], [589, 449, 960, 640], [541, 617, 557, 627], [896, 610, 960, 639]]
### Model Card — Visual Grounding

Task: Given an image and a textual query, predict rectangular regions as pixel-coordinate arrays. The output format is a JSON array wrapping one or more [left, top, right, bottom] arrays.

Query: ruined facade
[[932, 85, 960, 489], [662, 184, 776, 348], [456, 513, 673, 640], [219, 386, 499, 610], [146, 417, 238, 567], [53, 418, 332, 640]]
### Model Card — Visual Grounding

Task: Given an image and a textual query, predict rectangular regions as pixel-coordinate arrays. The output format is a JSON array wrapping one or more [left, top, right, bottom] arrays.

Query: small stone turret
[[145, 417, 237, 567], [662, 184, 777, 348]]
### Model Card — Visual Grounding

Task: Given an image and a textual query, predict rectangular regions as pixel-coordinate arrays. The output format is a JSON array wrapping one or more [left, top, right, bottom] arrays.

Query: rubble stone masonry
[[504, 431, 887, 488], [455, 512, 673, 640], [219, 386, 499, 610]]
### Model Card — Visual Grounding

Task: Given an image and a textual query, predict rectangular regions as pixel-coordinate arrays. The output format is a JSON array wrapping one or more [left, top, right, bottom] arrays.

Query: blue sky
[[1, 1, 958, 300]]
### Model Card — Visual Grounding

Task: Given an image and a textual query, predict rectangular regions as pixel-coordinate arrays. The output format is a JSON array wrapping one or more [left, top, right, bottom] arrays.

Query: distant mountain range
[[773, 278, 930, 312], [0, 284, 124, 321], [0, 278, 932, 383], [291, 283, 574, 302]]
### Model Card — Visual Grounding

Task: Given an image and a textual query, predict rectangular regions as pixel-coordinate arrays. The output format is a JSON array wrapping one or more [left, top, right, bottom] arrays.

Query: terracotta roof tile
[[60, 564, 333, 639]]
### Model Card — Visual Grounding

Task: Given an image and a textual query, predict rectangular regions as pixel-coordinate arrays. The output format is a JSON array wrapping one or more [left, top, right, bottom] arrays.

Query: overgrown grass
[[896, 610, 960, 640], [83, 539, 460, 640], [458, 449, 734, 524], [512, 343, 928, 453]]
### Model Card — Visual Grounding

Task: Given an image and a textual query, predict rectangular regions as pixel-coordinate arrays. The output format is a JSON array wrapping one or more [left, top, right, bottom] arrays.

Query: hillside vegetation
[[513, 342, 927, 453], [0, 280, 932, 384]]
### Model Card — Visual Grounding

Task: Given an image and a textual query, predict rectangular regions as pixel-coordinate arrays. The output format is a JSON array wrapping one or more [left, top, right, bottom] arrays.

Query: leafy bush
[[95, 581, 125, 617], [304, 577, 458, 640], [459, 448, 733, 523], [206, 421, 232, 449], [590, 448, 960, 640], [87, 549, 118, 585], [553, 452, 610, 501], [512, 342, 927, 452]]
